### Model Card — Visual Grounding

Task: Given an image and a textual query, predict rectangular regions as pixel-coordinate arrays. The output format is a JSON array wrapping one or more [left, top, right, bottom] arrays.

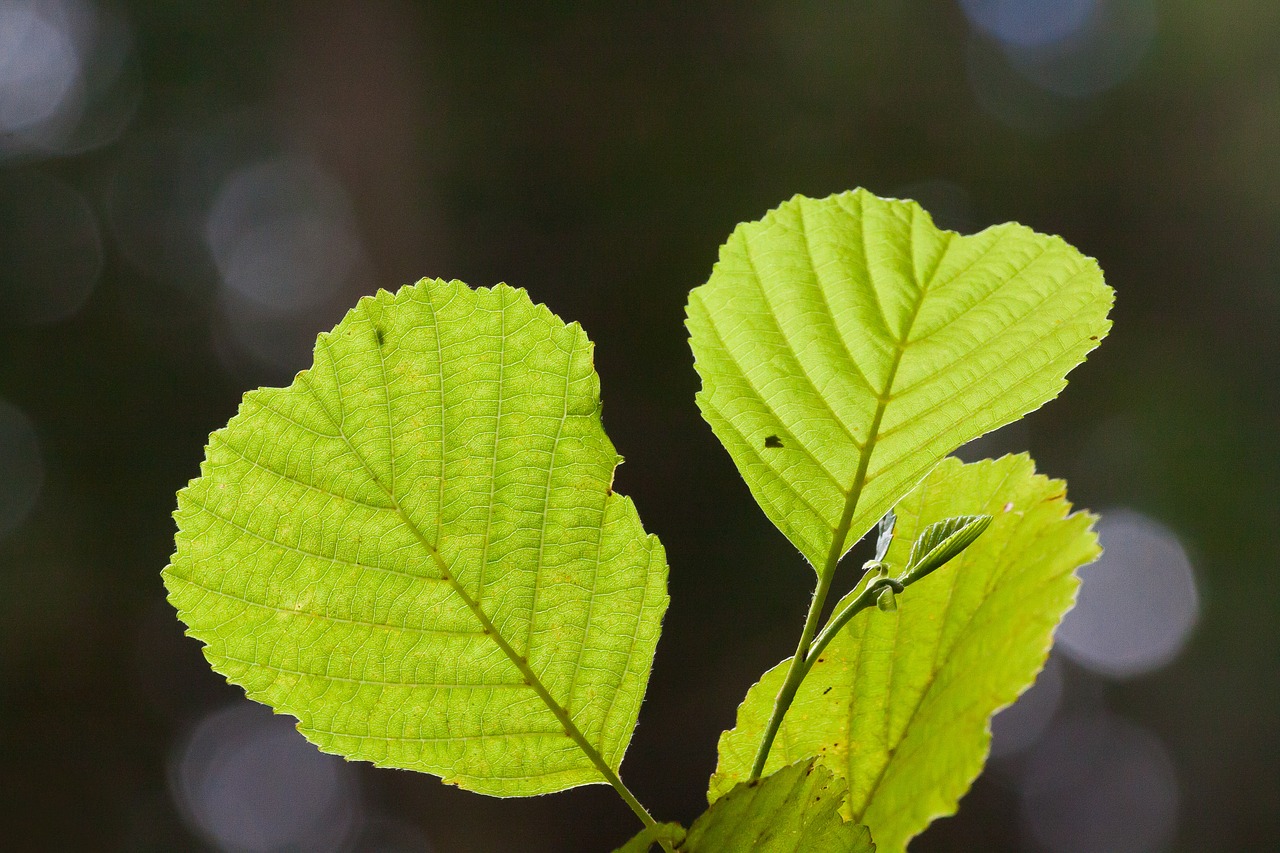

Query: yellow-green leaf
[[612, 823, 687, 853], [165, 279, 669, 797], [686, 190, 1112, 572], [679, 760, 875, 853], [710, 455, 1099, 852]]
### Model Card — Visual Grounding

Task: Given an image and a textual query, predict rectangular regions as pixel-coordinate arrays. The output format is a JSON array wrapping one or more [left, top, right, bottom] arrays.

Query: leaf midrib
[[817, 222, 938, 580], [296, 336, 621, 783]]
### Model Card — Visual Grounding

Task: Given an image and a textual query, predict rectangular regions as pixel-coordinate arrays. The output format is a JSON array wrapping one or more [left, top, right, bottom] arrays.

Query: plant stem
[[748, 566, 835, 780], [599, 766, 670, 851], [748, 330, 913, 780], [747, 569, 909, 783], [803, 577, 902, 681], [746, 479, 870, 780]]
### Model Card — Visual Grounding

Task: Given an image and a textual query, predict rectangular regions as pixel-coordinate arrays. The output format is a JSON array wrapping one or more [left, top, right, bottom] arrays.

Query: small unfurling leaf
[[900, 514, 993, 584]]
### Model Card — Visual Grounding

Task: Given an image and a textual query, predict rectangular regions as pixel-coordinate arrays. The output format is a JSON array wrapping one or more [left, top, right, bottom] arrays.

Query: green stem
[[749, 567, 909, 781], [748, 414, 886, 781], [748, 324, 917, 780], [748, 566, 835, 780], [804, 577, 903, 678]]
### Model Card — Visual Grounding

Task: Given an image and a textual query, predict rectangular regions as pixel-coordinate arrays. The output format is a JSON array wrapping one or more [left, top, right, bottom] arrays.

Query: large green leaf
[[686, 190, 1112, 572], [616, 760, 875, 853], [165, 279, 669, 797], [710, 455, 1099, 852]]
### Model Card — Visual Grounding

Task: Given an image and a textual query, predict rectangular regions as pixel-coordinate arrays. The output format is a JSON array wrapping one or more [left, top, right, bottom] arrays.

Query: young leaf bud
[[900, 514, 993, 584]]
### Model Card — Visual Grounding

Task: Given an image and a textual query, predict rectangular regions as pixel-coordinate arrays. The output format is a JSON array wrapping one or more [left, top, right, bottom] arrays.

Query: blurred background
[[0, 1, 1276, 850]]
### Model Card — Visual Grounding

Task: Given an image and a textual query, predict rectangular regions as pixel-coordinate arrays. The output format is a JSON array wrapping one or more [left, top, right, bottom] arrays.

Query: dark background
[[1, 2, 1276, 851]]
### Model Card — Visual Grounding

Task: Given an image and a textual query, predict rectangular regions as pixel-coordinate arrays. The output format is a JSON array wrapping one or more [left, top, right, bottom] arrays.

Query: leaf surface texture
[[710, 455, 1099, 851], [612, 823, 687, 853], [686, 190, 1112, 570], [165, 279, 668, 796], [616, 760, 875, 853]]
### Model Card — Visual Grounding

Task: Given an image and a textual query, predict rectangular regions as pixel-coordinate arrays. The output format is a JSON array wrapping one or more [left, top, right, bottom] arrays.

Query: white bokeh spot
[[1057, 508, 1199, 679]]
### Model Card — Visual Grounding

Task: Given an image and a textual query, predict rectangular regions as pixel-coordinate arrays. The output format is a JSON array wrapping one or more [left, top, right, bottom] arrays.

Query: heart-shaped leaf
[[687, 190, 1112, 573], [166, 279, 669, 797]]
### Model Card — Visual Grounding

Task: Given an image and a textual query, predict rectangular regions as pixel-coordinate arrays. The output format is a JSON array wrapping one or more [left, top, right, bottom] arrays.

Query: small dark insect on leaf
[[764, 435, 784, 449], [375, 327, 385, 346], [822, 686, 832, 695]]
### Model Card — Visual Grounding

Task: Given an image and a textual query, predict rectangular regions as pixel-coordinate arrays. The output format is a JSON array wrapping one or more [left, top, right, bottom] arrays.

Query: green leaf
[[901, 513, 992, 583], [612, 823, 687, 853], [710, 454, 1100, 852], [165, 279, 669, 797], [686, 190, 1112, 572], [681, 760, 875, 852]]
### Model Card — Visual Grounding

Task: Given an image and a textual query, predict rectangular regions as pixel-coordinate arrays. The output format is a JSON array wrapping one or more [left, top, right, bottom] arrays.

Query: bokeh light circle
[[0, 0, 83, 139], [170, 701, 363, 852], [0, 0, 136, 158], [206, 156, 363, 313], [1056, 509, 1199, 679], [1020, 712, 1179, 852], [959, 0, 1097, 48], [0, 397, 43, 537]]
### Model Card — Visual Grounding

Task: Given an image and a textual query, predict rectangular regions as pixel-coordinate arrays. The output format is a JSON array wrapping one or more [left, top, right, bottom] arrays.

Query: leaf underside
[[616, 760, 875, 853], [686, 190, 1112, 571], [165, 279, 669, 797], [710, 455, 1100, 852]]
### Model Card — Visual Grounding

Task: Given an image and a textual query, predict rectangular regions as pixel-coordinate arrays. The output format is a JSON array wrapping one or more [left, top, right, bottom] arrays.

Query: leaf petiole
[[749, 512, 993, 781], [804, 574, 903, 677], [747, 567, 837, 781]]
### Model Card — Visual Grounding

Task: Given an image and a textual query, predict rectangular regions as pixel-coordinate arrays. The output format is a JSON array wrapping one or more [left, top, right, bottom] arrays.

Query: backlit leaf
[[165, 279, 669, 797], [902, 513, 991, 583], [612, 823, 686, 853], [710, 455, 1099, 852], [681, 760, 875, 852], [686, 190, 1111, 572]]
